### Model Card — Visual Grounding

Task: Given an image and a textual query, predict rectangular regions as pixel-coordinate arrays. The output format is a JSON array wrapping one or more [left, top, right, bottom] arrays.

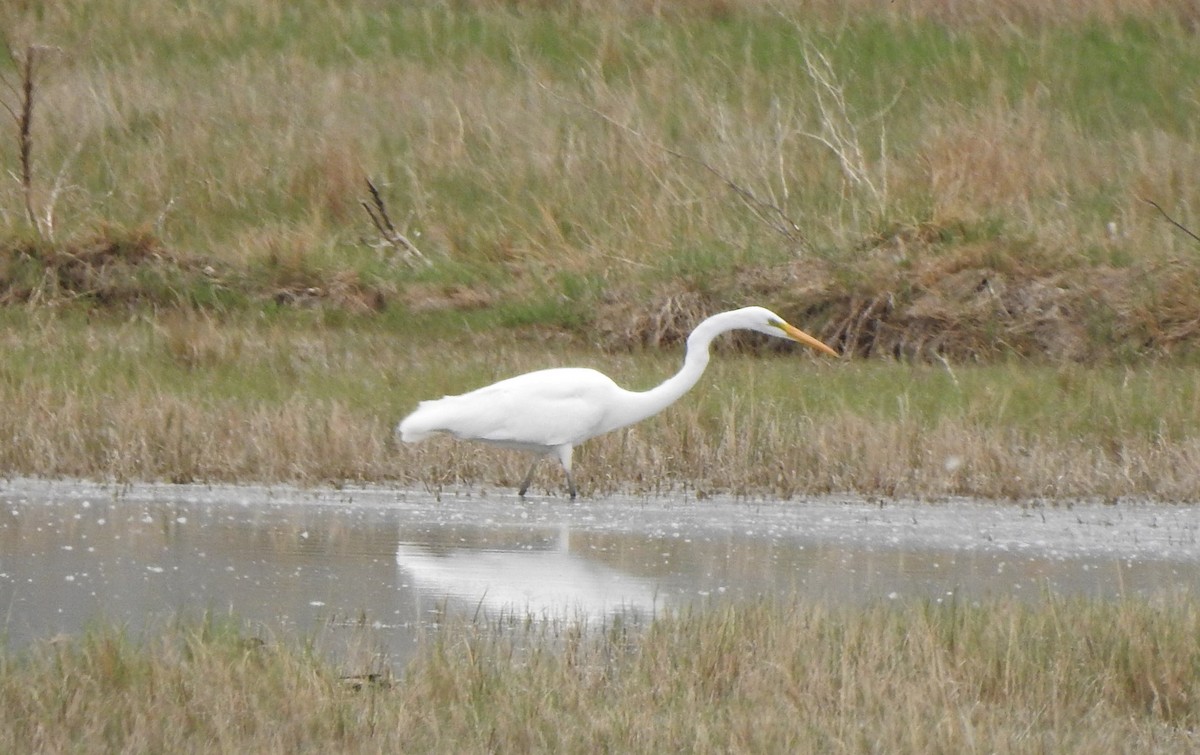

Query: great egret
[[397, 305, 838, 498]]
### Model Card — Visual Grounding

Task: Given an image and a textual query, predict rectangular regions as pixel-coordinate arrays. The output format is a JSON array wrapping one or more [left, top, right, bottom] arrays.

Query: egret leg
[[556, 445, 577, 500], [518, 459, 539, 497]]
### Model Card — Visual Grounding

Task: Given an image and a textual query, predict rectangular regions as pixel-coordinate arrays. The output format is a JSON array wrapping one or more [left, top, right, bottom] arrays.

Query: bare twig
[[799, 43, 878, 200], [17, 47, 38, 233], [4, 44, 61, 238], [154, 196, 177, 236], [41, 139, 83, 240], [770, 4, 904, 223], [539, 83, 811, 250], [794, 37, 904, 221], [1141, 197, 1200, 246], [362, 178, 429, 266]]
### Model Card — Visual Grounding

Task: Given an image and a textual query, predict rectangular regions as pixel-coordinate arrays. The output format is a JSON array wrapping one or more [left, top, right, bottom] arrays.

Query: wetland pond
[[2, 478, 1198, 665]]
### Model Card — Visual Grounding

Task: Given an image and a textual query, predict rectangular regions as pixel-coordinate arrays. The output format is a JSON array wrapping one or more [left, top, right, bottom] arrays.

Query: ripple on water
[[0, 478, 1197, 662]]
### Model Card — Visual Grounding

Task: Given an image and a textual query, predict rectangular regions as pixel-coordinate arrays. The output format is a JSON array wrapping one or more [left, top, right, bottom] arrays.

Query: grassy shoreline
[[5, 311, 1200, 500], [2, 1, 1199, 499], [3, 596, 1198, 753]]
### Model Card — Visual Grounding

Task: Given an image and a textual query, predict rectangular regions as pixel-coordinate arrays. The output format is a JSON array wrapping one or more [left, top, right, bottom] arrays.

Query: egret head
[[743, 306, 839, 357]]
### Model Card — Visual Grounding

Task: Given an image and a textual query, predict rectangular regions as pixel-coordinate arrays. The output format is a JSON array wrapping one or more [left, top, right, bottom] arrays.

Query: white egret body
[[397, 306, 837, 498]]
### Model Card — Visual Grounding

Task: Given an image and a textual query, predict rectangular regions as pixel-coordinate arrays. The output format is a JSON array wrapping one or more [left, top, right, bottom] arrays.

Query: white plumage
[[398, 306, 837, 498]]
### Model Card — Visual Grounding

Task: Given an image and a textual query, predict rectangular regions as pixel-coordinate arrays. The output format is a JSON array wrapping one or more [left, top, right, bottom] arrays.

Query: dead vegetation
[[594, 224, 1200, 363], [0, 227, 206, 307], [4, 597, 1199, 753], [1, 43, 64, 239], [0, 2, 1196, 367], [7, 315, 1200, 500], [4, 218, 1200, 364], [0, 228, 394, 313], [361, 178, 430, 268]]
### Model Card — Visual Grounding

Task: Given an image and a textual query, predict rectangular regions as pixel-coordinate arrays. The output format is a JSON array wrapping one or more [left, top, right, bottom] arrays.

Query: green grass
[[2, 313, 1199, 499], [2, 1, 1200, 495], [3, 1, 1198, 299], [3, 596, 1198, 752]]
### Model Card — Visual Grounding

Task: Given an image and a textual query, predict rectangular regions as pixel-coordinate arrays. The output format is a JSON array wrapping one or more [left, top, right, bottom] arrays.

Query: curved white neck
[[603, 311, 741, 432]]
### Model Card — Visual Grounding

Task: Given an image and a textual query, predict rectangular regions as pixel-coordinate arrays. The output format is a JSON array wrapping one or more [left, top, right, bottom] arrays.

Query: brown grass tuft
[[591, 231, 1200, 363], [0, 225, 206, 307]]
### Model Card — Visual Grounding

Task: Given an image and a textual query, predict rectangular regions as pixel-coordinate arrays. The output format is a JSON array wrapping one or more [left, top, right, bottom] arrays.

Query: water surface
[[2, 479, 1197, 664]]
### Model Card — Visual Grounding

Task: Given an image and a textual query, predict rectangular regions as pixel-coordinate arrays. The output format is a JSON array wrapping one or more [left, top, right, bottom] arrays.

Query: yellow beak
[[783, 322, 839, 357]]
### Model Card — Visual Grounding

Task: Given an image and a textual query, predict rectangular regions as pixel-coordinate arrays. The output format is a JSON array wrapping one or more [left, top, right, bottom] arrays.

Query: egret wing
[[401, 368, 616, 449]]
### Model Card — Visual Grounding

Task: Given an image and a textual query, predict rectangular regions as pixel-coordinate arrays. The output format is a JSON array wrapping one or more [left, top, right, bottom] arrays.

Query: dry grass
[[1, 1, 1199, 498], [4, 0, 1194, 361], [3, 596, 1198, 752], [4, 315, 1200, 500], [1, 0, 1196, 317]]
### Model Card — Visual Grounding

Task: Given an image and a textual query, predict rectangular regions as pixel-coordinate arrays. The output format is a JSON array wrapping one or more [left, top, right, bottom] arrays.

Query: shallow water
[[2, 478, 1198, 663]]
